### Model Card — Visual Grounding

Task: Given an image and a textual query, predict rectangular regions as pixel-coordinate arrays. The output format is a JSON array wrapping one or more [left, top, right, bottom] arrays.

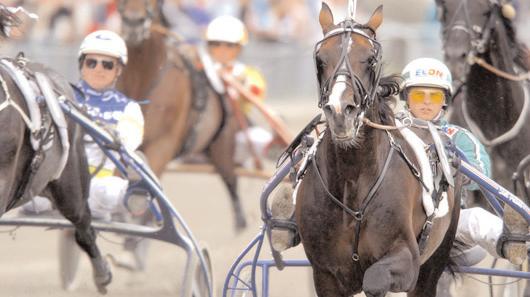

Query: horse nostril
[[344, 105, 355, 115]]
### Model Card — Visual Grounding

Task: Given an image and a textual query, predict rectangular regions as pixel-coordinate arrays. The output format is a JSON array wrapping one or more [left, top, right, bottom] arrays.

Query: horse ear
[[365, 5, 383, 33], [319, 2, 334, 33]]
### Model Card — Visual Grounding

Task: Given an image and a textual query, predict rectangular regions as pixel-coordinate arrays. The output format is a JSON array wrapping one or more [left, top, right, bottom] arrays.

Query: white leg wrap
[[22, 195, 53, 213], [456, 207, 503, 258]]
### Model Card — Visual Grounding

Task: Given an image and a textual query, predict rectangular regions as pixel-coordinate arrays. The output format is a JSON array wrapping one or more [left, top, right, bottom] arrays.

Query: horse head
[[435, 0, 517, 82], [315, 3, 384, 149], [117, 0, 167, 46]]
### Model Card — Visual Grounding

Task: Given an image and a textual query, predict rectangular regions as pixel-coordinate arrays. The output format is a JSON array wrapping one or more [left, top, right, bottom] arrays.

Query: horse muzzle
[[324, 104, 364, 147], [121, 17, 152, 46]]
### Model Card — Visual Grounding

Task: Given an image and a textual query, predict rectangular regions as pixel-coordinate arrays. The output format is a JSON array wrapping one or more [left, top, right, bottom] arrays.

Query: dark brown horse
[[0, 9, 111, 292], [295, 4, 460, 296], [436, 0, 530, 199], [436, 0, 530, 294], [115, 0, 246, 230]]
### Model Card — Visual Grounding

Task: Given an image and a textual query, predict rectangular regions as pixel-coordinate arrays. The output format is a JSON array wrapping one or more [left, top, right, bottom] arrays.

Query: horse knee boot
[[270, 185, 299, 252], [500, 205, 528, 265]]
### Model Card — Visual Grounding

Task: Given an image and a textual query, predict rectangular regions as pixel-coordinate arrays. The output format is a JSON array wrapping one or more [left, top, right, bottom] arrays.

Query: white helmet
[[401, 58, 453, 96], [78, 30, 128, 65], [206, 15, 248, 45]]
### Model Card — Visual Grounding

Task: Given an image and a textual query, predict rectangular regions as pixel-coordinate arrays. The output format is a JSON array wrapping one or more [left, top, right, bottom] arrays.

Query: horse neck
[[465, 23, 525, 139], [117, 31, 167, 100], [321, 126, 389, 207]]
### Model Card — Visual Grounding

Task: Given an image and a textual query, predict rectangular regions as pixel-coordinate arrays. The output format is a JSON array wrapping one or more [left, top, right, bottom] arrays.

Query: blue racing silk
[[437, 119, 492, 190], [75, 80, 132, 125], [73, 80, 145, 174]]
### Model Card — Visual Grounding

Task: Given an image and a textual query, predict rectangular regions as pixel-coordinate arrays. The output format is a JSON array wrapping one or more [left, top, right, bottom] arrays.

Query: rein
[[461, 81, 529, 147], [472, 56, 530, 81], [362, 117, 409, 130]]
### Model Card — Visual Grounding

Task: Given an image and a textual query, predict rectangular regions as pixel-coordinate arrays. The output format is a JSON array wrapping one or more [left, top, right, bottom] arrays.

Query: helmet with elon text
[[400, 57, 453, 102]]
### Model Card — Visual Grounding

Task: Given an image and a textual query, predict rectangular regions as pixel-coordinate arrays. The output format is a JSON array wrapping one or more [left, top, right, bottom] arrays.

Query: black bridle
[[440, 0, 502, 81], [118, 0, 164, 43], [314, 19, 383, 111]]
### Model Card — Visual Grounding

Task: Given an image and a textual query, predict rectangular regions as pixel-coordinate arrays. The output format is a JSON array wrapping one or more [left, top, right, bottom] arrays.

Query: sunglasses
[[84, 58, 116, 71], [408, 89, 446, 104], [208, 41, 240, 48]]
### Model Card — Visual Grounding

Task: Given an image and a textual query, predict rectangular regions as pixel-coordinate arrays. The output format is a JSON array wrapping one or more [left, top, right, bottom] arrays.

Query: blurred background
[[0, 0, 528, 104]]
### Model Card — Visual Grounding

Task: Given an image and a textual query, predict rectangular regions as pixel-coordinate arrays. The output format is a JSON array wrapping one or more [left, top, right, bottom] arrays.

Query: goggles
[[408, 89, 446, 104], [208, 41, 240, 48], [84, 58, 116, 71]]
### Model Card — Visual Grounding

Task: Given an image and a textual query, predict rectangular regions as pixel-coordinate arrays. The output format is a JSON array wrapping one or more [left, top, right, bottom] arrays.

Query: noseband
[[314, 20, 383, 110], [442, 0, 500, 69]]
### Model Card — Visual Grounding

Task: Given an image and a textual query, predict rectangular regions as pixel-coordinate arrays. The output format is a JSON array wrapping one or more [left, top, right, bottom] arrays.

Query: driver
[[205, 15, 273, 167], [398, 57, 527, 266], [23, 30, 146, 220]]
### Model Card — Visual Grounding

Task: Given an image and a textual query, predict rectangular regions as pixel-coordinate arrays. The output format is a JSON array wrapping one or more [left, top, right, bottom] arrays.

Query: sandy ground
[[0, 100, 526, 297]]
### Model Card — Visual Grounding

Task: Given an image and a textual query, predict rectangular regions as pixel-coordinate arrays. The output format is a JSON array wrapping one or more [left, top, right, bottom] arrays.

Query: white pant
[[23, 176, 129, 220], [88, 176, 129, 219], [234, 126, 273, 167], [454, 207, 503, 258]]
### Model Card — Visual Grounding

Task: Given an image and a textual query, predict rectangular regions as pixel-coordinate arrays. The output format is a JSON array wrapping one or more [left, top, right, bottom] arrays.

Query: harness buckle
[[352, 253, 360, 262], [422, 219, 433, 231], [353, 211, 363, 221]]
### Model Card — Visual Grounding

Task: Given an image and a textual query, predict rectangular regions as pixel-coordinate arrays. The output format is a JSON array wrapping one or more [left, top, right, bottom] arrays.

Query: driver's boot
[[270, 185, 299, 252]]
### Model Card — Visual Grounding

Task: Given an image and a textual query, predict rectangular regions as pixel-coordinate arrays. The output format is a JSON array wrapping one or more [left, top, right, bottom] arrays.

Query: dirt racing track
[[0, 101, 526, 297]]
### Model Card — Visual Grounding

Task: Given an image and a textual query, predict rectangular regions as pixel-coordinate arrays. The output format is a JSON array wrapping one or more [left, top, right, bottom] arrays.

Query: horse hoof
[[95, 271, 112, 295], [92, 257, 112, 294]]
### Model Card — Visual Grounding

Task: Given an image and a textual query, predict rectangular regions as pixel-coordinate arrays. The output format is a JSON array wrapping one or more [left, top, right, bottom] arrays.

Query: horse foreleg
[[207, 119, 247, 231], [51, 160, 112, 294], [363, 244, 419, 297], [312, 268, 350, 297]]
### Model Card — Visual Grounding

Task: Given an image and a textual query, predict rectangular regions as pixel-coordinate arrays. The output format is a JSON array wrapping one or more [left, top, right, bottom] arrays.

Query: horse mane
[[374, 74, 402, 126], [500, 15, 530, 71]]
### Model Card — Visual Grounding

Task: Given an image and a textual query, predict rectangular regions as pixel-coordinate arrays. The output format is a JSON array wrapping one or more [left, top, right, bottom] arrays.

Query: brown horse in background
[[115, 0, 246, 230], [296, 4, 460, 296]]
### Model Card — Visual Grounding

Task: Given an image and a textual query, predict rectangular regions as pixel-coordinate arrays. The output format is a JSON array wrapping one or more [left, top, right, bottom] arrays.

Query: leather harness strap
[[312, 130, 429, 262], [312, 132, 392, 262]]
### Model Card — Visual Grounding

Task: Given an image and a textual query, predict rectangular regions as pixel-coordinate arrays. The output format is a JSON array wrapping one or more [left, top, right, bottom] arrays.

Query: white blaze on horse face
[[328, 74, 348, 114], [327, 39, 353, 114]]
